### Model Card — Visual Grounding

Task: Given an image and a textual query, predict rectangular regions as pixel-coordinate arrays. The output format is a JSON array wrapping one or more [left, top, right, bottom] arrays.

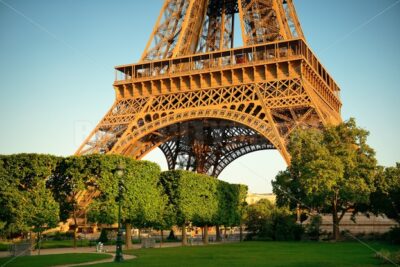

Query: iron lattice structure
[[76, 0, 341, 177]]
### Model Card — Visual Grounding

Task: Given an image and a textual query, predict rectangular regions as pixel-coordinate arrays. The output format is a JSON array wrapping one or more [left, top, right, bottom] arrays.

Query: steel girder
[[155, 119, 275, 176], [141, 0, 304, 60]]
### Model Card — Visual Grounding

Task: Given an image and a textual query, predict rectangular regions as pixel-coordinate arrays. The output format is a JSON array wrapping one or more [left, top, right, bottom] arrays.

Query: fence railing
[[115, 38, 340, 95]]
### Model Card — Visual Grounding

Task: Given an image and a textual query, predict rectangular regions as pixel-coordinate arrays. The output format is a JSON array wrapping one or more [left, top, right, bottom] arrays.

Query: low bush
[[305, 215, 322, 241], [374, 249, 400, 265], [385, 226, 400, 245], [97, 229, 109, 243], [245, 199, 304, 241], [374, 249, 392, 264]]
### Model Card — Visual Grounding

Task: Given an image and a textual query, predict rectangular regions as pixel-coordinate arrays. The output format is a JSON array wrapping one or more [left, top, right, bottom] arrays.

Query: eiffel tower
[[76, 0, 341, 177]]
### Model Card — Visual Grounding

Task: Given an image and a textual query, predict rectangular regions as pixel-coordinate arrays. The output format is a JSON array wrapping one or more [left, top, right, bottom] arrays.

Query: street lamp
[[114, 164, 125, 263]]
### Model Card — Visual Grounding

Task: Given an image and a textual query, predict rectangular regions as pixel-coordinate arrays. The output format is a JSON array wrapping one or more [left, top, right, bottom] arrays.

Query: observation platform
[[114, 38, 341, 113]]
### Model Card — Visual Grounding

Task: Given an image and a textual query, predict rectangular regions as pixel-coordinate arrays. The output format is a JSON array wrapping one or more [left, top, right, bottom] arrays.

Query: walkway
[[0, 240, 234, 266], [0, 242, 186, 258], [53, 252, 135, 267]]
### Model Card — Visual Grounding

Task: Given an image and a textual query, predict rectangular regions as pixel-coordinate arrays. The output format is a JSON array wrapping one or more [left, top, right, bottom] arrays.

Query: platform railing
[[115, 38, 340, 94]]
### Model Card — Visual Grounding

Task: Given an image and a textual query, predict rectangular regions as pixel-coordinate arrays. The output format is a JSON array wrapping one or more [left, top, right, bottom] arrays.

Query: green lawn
[[0, 242, 397, 267], [39, 239, 93, 249], [83, 241, 399, 267], [0, 239, 181, 251], [0, 240, 94, 251], [0, 253, 112, 267]]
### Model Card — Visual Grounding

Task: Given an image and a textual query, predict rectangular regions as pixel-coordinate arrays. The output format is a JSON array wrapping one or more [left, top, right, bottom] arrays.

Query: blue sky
[[0, 0, 399, 193]]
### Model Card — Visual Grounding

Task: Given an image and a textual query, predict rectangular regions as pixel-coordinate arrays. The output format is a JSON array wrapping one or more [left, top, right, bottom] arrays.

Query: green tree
[[29, 180, 59, 255], [159, 170, 219, 245], [0, 154, 59, 237], [272, 118, 377, 240], [49, 155, 90, 248], [86, 155, 165, 249], [245, 199, 275, 239], [215, 182, 248, 241], [368, 163, 400, 223], [236, 184, 248, 241], [151, 203, 175, 247]]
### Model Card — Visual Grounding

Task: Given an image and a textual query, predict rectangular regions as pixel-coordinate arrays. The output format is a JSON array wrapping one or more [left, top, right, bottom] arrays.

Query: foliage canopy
[[272, 118, 377, 240]]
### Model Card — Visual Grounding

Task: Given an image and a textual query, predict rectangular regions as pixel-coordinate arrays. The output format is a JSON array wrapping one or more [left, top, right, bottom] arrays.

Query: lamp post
[[114, 165, 124, 263]]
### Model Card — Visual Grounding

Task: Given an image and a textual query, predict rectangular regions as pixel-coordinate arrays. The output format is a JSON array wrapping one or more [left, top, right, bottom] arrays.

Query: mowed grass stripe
[[0, 242, 398, 267], [89, 241, 397, 267], [0, 253, 112, 267]]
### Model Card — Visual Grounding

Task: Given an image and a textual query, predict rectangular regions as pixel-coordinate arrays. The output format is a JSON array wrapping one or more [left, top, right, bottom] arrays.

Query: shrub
[[385, 226, 400, 245], [167, 230, 177, 241], [374, 249, 391, 264], [306, 215, 322, 241], [245, 199, 304, 241], [392, 251, 400, 264], [374, 249, 400, 265], [53, 232, 65, 241], [98, 229, 109, 243]]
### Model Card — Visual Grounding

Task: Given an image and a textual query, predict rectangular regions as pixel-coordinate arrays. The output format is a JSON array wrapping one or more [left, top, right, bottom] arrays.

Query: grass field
[[0, 240, 94, 251], [0, 241, 398, 267], [85, 241, 398, 267], [0, 253, 112, 267]]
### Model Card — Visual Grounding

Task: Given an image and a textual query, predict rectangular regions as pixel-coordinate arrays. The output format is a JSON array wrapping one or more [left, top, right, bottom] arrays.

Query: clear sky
[[0, 0, 399, 193]]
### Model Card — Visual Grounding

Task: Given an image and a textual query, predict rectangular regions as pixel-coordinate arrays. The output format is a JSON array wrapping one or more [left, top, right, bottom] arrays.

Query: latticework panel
[[77, 77, 316, 165], [155, 120, 275, 176], [141, 0, 189, 61], [141, 0, 305, 60], [76, 98, 148, 154], [238, 0, 282, 44]]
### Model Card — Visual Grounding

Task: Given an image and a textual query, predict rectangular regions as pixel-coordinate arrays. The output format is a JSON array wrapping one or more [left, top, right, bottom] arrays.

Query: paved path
[[52, 253, 136, 267], [0, 240, 235, 266], [0, 240, 238, 258], [0, 242, 183, 258]]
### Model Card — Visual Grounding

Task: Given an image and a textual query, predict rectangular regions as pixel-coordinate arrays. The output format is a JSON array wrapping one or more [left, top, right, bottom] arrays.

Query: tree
[[0, 154, 59, 237], [272, 118, 377, 240], [214, 182, 234, 241], [245, 199, 275, 239], [29, 180, 59, 255], [159, 170, 219, 245], [151, 203, 175, 247], [86, 155, 165, 249], [236, 184, 248, 241], [215, 182, 248, 241], [49, 155, 90, 248], [367, 163, 400, 223]]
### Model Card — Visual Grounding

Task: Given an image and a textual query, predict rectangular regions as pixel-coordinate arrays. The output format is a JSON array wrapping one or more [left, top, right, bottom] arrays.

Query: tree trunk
[[203, 225, 209, 245], [73, 206, 78, 249], [332, 201, 340, 241], [160, 229, 163, 248], [37, 232, 41, 255], [224, 226, 227, 239], [138, 228, 141, 242], [30, 232, 36, 251], [182, 224, 187, 246], [239, 224, 243, 242], [216, 225, 221, 242], [125, 223, 133, 249]]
